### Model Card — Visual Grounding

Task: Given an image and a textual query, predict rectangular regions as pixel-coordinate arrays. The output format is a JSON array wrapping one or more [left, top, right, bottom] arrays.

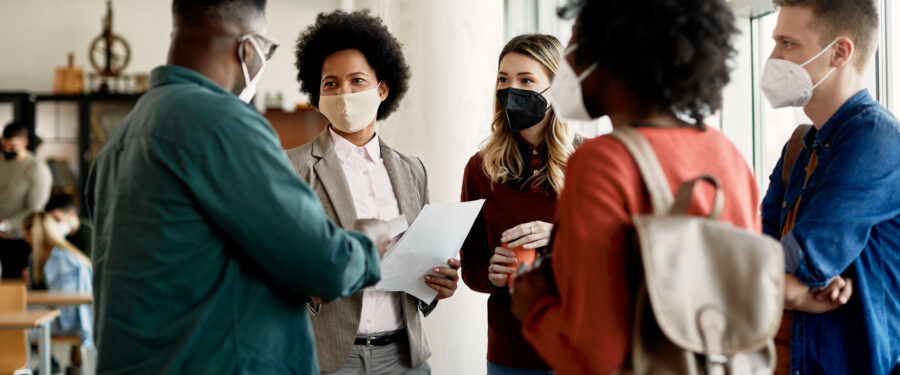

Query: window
[[888, 0, 899, 112]]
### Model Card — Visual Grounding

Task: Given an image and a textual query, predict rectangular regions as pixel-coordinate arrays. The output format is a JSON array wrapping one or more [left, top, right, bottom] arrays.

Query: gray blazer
[[285, 130, 435, 373]]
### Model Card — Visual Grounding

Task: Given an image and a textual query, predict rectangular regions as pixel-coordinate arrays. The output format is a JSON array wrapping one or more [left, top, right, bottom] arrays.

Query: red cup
[[502, 242, 536, 286]]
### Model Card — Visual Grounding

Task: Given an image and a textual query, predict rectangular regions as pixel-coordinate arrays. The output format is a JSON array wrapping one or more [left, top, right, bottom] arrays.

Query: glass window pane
[[891, 0, 900, 112]]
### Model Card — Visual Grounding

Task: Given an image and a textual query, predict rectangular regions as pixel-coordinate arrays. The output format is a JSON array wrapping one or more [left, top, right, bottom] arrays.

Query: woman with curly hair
[[285, 10, 459, 375], [459, 33, 581, 375], [508, 0, 759, 373]]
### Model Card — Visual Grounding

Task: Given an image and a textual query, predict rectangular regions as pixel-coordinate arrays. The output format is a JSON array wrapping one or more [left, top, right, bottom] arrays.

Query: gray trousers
[[325, 339, 430, 375]]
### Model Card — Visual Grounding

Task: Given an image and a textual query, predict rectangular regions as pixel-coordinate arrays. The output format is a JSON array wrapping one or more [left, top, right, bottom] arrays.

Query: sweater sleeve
[[459, 155, 502, 294], [3, 158, 52, 235], [522, 139, 634, 374]]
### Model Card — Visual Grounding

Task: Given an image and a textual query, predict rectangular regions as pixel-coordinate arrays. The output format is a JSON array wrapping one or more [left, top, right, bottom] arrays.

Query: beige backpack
[[611, 127, 784, 375]]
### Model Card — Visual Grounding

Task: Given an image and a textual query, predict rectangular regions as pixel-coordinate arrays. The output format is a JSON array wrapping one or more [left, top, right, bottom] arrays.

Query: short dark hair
[[2, 121, 27, 139], [773, 0, 878, 71], [172, 0, 266, 23], [295, 10, 411, 121], [46, 194, 77, 212], [559, 0, 739, 125]]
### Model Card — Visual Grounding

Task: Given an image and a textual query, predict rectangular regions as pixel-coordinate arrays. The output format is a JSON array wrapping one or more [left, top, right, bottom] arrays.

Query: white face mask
[[761, 39, 840, 108], [56, 219, 73, 236], [318, 83, 382, 133], [238, 36, 267, 104], [548, 44, 599, 122]]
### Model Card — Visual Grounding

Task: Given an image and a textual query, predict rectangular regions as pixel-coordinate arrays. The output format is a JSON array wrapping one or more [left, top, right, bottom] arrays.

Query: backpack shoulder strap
[[610, 126, 673, 215], [781, 124, 813, 188]]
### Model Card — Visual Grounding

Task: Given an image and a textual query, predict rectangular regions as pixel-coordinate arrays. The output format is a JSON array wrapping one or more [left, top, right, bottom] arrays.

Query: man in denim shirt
[[760, 1, 900, 374]]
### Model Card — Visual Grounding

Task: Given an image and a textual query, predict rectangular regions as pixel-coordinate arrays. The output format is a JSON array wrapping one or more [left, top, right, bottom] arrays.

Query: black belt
[[354, 330, 407, 347]]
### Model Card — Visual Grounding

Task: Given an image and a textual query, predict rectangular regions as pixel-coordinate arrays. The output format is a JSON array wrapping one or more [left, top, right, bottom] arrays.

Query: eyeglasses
[[237, 33, 279, 61]]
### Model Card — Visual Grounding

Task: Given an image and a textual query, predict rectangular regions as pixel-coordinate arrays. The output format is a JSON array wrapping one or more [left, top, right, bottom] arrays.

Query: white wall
[[0, 0, 171, 92]]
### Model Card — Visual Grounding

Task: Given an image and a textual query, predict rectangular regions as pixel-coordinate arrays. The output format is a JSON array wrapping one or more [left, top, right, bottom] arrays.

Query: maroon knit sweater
[[459, 152, 556, 371]]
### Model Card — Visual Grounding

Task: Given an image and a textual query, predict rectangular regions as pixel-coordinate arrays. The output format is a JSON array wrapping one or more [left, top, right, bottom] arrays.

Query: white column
[[359, 1, 504, 374]]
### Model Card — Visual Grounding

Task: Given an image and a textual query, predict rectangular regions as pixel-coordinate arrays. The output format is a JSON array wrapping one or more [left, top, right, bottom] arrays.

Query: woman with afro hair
[[509, 0, 761, 373], [285, 10, 459, 375]]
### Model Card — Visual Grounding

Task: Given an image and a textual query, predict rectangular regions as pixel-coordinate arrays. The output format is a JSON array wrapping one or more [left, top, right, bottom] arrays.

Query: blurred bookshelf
[[0, 92, 140, 215]]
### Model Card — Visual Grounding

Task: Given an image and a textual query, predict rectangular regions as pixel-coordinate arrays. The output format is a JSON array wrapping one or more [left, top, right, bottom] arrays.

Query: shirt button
[[533, 170, 539, 176], [369, 192, 375, 198], [532, 150, 538, 155], [824, 143, 830, 148], [782, 202, 788, 208], [363, 170, 368, 175]]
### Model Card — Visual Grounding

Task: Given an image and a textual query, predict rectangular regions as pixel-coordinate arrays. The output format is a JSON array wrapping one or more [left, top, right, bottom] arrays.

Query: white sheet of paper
[[371, 200, 485, 304], [387, 214, 409, 239]]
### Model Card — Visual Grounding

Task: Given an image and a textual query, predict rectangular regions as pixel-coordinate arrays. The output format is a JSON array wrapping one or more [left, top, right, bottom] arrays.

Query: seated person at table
[[23, 212, 93, 348], [45, 193, 93, 257]]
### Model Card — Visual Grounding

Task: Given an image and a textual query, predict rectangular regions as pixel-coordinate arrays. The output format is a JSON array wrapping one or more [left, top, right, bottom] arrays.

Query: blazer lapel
[[380, 138, 421, 225], [312, 131, 359, 229]]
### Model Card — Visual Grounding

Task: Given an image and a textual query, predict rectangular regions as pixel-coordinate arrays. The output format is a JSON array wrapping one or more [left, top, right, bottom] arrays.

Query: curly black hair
[[295, 10, 410, 121], [559, 0, 738, 125]]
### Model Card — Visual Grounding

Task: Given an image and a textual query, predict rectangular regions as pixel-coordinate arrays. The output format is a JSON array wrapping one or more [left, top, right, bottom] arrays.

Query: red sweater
[[460, 152, 557, 370], [522, 126, 760, 374]]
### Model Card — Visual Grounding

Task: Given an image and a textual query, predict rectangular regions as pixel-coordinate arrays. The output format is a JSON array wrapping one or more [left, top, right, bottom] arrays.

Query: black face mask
[[2, 150, 16, 161], [497, 87, 550, 132]]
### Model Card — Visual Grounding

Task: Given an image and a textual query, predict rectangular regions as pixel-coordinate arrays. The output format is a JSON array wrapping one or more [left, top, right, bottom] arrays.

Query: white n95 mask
[[318, 84, 382, 133], [548, 43, 599, 122], [761, 39, 839, 108], [238, 36, 267, 104]]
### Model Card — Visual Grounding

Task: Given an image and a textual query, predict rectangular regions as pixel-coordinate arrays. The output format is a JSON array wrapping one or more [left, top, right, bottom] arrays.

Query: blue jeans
[[486, 362, 554, 375]]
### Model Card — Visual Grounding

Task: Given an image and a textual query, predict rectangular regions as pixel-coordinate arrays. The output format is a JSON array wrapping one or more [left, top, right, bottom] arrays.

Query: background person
[[45, 193, 93, 257], [0, 121, 52, 280], [459, 34, 581, 375], [287, 10, 459, 375], [85, 1, 389, 373], [508, 1, 765, 373], [760, 0, 900, 373], [22, 212, 93, 347]]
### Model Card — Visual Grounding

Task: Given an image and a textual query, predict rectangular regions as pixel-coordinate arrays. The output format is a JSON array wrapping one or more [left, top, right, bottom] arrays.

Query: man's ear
[[240, 39, 264, 76], [831, 37, 855, 69], [378, 81, 390, 102]]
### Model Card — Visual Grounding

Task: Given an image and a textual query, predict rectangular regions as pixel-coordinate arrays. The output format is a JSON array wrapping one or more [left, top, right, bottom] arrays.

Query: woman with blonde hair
[[460, 33, 582, 375], [23, 212, 93, 348]]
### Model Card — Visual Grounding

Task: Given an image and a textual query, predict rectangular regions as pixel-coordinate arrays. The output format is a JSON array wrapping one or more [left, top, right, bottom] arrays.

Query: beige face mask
[[318, 83, 383, 133]]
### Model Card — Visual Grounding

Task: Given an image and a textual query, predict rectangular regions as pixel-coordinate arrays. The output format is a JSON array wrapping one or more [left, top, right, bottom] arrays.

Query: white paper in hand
[[372, 200, 485, 304]]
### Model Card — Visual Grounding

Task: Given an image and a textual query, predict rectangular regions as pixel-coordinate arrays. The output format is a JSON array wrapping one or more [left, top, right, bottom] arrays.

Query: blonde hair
[[23, 212, 91, 285], [481, 34, 577, 194]]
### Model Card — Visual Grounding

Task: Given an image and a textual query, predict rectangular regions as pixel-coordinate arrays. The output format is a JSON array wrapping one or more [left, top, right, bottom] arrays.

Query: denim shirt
[[43, 248, 93, 348], [761, 90, 900, 374]]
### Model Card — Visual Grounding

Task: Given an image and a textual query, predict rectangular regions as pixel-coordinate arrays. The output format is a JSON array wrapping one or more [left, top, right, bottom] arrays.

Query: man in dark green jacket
[[84, 1, 387, 373]]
